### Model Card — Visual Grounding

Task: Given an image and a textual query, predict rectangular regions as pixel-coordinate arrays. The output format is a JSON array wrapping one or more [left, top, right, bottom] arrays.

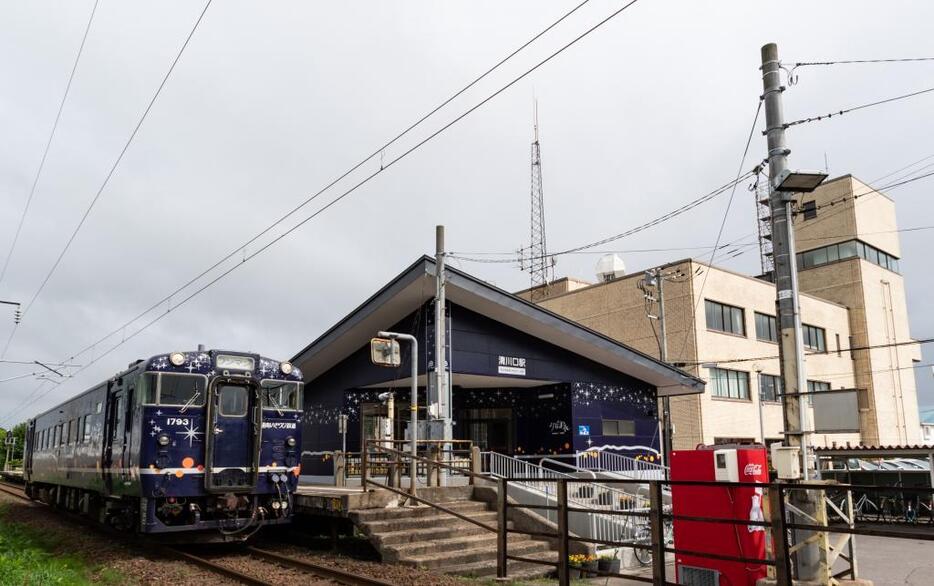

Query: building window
[[807, 380, 831, 394], [802, 324, 826, 352], [797, 239, 899, 273], [807, 380, 831, 406], [754, 312, 778, 342], [759, 373, 782, 402], [705, 300, 746, 336], [802, 200, 817, 220], [709, 367, 750, 400], [602, 419, 635, 436]]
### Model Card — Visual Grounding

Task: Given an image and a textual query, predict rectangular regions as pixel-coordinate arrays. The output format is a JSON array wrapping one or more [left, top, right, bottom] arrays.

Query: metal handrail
[[482, 451, 651, 546], [576, 449, 668, 479]]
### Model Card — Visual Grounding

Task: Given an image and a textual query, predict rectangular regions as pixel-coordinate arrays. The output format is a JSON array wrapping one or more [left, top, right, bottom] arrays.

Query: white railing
[[481, 451, 651, 545], [576, 449, 668, 480]]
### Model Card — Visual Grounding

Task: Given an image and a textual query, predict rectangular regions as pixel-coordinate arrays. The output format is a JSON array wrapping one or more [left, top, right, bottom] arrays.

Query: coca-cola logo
[[744, 463, 763, 477]]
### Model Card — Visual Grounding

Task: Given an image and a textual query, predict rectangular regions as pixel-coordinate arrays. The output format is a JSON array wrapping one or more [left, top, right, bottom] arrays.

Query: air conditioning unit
[[679, 565, 720, 586]]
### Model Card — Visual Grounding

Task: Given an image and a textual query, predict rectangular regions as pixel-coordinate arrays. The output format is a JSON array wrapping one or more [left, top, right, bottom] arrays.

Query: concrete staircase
[[350, 486, 557, 580]]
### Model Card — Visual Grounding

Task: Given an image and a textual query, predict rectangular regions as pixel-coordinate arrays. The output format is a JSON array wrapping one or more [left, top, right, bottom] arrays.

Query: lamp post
[[373, 331, 418, 499]]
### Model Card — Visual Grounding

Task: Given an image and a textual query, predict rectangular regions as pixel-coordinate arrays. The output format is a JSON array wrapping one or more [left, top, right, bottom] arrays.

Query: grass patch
[[0, 504, 117, 585]]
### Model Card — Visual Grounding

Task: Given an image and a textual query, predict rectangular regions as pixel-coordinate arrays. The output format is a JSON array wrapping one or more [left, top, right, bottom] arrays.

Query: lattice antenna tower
[[529, 100, 553, 299]]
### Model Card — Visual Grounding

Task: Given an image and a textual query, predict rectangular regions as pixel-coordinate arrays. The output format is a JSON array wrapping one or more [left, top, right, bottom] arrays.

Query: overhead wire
[[25, 0, 599, 379], [1, 0, 213, 362], [446, 171, 757, 266], [0, 0, 100, 289], [791, 57, 934, 67], [0, 0, 647, 425], [673, 100, 763, 362], [686, 337, 934, 367], [785, 85, 934, 128]]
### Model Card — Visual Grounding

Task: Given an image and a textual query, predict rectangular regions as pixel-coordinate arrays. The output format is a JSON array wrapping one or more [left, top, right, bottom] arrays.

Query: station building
[[291, 256, 704, 477], [524, 175, 923, 449]]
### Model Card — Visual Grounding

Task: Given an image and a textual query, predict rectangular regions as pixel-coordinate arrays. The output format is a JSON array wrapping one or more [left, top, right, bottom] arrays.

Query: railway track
[[0, 481, 392, 586], [171, 546, 397, 586], [0, 480, 30, 502]]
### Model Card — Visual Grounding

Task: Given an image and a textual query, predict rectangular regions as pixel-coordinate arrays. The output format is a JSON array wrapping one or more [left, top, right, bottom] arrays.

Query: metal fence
[[496, 477, 934, 585], [355, 445, 934, 585]]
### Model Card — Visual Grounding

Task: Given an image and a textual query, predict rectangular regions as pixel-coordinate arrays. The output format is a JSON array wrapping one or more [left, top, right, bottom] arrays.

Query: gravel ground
[[274, 544, 474, 586], [197, 549, 336, 585]]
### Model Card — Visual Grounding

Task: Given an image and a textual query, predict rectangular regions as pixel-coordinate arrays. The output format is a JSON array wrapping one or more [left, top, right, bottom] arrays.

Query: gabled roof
[[291, 256, 705, 397]]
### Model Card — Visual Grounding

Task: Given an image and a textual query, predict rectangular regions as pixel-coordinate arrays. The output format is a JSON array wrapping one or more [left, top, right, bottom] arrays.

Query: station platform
[[293, 483, 394, 517]]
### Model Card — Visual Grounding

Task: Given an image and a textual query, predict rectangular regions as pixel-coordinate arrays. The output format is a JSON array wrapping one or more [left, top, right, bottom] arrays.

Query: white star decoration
[[176, 423, 203, 447]]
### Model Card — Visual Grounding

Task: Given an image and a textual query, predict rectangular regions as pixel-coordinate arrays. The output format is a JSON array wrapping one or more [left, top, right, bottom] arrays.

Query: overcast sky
[[1, 0, 933, 427]]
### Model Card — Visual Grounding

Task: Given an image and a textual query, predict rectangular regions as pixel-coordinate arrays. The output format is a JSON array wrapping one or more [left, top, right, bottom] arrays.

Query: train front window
[[260, 380, 300, 411], [157, 374, 205, 407], [218, 385, 249, 417]]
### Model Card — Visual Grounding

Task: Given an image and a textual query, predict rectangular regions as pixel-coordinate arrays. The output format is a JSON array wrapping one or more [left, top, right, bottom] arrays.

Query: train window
[[141, 374, 157, 404], [218, 385, 249, 417], [65, 420, 72, 445], [260, 381, 301, 411], [83, 417, 92, 443], [96, 401, 102, 414], [158, 374, 205, 407]]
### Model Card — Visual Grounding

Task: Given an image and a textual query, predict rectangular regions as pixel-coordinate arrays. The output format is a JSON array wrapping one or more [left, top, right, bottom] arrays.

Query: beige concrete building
[[522, 175, 921, 449]]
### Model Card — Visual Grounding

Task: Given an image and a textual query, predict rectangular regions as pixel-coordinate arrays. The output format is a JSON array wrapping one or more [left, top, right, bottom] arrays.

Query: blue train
[[22, 349, 303, 541]]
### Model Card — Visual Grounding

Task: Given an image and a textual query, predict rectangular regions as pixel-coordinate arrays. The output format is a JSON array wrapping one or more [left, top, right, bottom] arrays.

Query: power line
[[792, 57, 934, 67], [3, 0, 213, 363], [17, 0, 603, 381], [785, 85, 934, 128], [0, 0, 100, 289], [685, 337, 934, 367], [0, 0, 647, 426], [448, 171, 757, 266], [675, 100, 763, 362]]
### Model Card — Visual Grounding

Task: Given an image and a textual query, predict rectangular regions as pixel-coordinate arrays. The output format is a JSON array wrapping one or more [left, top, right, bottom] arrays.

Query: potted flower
[[598, 553, 621, 575], [567, 554, 586, 579], [569, 553, 598, 577]]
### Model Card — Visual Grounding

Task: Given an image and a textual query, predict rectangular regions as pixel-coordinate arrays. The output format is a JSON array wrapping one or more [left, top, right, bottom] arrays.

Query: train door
[[205, 382, 258, 491], [103, 389, 126, 493], [24, 420, 35, 479]]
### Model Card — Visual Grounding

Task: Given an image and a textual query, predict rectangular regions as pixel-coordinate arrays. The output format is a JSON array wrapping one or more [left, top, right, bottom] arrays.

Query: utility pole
[[761, 42, 811, 477], [761, 42, 824, 581], [433, 226, 452, 483], [639, 266, 685, 472]]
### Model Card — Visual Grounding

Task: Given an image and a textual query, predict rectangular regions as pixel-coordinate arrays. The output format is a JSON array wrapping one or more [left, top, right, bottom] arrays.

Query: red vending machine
[[670, 446, 769, 586]]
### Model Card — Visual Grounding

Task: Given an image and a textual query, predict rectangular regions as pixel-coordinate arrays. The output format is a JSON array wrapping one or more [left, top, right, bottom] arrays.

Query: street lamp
[[773, 169, 828, 200]]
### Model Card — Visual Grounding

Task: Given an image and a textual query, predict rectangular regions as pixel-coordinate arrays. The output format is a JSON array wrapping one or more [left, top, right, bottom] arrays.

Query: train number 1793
[[166, 418, 191, 426]]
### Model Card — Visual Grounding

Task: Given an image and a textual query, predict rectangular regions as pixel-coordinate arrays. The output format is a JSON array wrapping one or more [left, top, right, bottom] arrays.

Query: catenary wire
[[785, 85, 934, 128], [0, 0, 100, 289], [1, 0, 214, 365], [12, 0, 605, 383], [0, 0, 647, 425]]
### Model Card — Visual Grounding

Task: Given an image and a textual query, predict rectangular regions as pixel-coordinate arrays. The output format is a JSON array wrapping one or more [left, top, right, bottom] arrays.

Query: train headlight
[[285, 436, 296, 448], [169, 352, 186, 366], [279, 361, 293, 375], [271, 500, 281, 510], [157, 433, 171, 446]]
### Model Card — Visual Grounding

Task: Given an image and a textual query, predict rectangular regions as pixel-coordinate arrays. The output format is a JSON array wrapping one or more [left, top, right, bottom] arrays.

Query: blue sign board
[[577, 425, 590, 436]]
